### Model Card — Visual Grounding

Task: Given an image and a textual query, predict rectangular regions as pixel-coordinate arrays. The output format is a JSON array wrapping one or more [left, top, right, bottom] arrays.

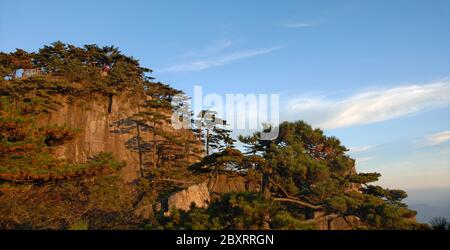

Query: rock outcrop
[[38, 93, 144, 182], [208, 174, 260, 199], [37, 92, 201, 183], [166, 183, 210, 212], [163, 174, 259, 213]]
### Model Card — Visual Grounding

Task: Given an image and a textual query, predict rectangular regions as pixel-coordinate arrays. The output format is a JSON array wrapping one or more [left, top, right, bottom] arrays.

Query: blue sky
[[1, 0, 449, 216]]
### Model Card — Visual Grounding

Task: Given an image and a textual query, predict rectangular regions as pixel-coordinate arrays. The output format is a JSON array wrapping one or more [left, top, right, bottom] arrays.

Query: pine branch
[[272, 197, 321, 210]]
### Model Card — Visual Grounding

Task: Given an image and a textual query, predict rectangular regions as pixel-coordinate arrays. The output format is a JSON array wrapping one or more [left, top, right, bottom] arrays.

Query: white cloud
[[348, 145, 374, 153], [281, 21, 314, 28], [285, 79, 450, 129], [356, 156, 375, 164], [180, 40, 233, 59], [423, 130, 450, 146], [162, 45, 283, 72]]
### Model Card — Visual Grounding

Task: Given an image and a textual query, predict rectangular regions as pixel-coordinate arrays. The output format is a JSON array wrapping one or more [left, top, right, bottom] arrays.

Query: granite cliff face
[[166, 183, 210, 212], [37, 92, 199, 183], [37, 93, 143, 182]]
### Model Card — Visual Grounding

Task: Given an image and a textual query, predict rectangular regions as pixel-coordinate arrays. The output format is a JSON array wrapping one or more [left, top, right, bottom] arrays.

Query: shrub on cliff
[[1, 41, 151, 98]]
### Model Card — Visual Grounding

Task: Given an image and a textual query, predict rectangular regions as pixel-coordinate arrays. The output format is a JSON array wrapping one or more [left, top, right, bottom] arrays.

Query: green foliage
[[156, 192, 272, 230], [189, 147, 265, 174], [0, 172, 138, 229], [348, 173, 381, 184], [239, 121, 356, 203], [192, 110, 235, 155], [209, 192, 271, 229], [429, 217, 449, 230], [207, 127, 236, 153], [324, 193, 362, 215], [238, 120, 424, 229], [155, 192, 321, 230], [363, 185, 408, 204], [358, 194, 420, 229], [271, 211, 316, 230], [1, 41, 151, 98], [68, 220, 89, 230], [124, 83, 199, 176], [155, 207, 221, 230]]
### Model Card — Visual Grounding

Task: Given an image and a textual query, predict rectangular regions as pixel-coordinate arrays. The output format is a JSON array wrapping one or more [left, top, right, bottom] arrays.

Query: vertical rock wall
[[39, 92, 204, 183], [38, 93, 144, 182]]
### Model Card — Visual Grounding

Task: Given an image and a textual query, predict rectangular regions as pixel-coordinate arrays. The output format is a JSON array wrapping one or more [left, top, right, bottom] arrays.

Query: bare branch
[[272, 197, 322, 210]]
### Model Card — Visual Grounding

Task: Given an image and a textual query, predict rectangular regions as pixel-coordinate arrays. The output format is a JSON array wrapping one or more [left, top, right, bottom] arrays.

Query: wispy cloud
[[162, 42, 283, 72], [180, 40, 233, 59], [348, 145, 374, 153], [281, 21, 314, 28], [285, 78, 450, 129], [356, 156, 375, 164], [423, 130, 450, 146]]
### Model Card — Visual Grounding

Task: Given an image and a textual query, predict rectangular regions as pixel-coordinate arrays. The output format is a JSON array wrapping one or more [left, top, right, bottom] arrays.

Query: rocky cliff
[[34, 94, 373, 230], [36, 93, 143, 182], [37, 92, 199, 183]]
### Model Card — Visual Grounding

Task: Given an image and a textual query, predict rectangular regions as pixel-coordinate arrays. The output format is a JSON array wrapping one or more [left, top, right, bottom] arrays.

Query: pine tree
[[192, 110, 235, 155]]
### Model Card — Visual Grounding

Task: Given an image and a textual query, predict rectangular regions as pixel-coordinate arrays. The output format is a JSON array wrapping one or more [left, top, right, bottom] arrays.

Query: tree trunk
[[136, 122, 143, 177], [262, 212, 271, 230], [206, 128, 210, 155], [107, 93, 113, 113], [152, 128, 157, 169], [157, 146, 161, 167], [272, 198, 321, 210], [261, 167, 272, 199]]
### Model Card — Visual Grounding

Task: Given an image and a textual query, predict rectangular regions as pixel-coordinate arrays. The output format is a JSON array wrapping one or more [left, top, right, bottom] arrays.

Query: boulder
[[166, 183, 210, 212]]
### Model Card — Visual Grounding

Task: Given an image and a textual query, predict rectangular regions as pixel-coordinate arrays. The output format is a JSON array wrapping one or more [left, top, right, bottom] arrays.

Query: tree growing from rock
[[192, 110, 235, 155]]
